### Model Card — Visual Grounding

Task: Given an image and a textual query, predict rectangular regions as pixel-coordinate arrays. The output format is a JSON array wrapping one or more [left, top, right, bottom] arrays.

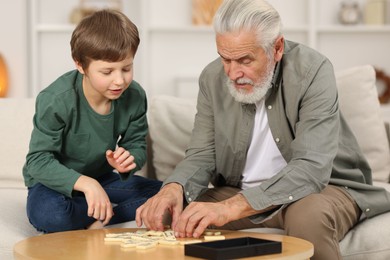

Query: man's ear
[[74, 61, 85, 74], [273, 36, 284, 62]]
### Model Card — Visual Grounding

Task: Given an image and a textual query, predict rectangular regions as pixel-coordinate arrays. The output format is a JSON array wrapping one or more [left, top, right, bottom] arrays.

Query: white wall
[[2, 0, 390, 98], [0, 0, 28, 97]]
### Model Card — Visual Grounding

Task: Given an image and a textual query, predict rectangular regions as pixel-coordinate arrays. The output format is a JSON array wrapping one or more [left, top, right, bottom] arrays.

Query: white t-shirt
[[241, 99, 287, 190]]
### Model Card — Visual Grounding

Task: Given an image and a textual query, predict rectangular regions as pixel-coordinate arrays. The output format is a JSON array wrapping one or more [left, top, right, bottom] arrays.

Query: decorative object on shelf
[[365, 0, 386, 25], [0, 53, 9, 98], [375, 67, 390, 104], [192, 0, 223, 25], [338, 1, 362, 25], [69, 0, 122, 24]]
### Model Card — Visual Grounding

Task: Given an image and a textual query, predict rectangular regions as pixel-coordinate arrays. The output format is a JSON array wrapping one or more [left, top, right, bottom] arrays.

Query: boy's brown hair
[[70, 9, 140, 70]]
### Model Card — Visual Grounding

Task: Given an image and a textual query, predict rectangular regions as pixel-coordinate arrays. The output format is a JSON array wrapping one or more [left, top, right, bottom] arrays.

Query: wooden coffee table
[[14, 228, 313, 259]]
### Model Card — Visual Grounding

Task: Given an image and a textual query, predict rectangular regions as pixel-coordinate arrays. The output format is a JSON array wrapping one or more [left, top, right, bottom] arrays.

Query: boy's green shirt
[[23, 70, 148, 198]]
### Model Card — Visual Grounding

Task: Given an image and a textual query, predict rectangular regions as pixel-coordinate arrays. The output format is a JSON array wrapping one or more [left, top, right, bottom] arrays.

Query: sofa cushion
[[0, 98, 35, 186], [339, 211, 390, 260], [336, 65, 390, 182], [148, 95, 197, 181]]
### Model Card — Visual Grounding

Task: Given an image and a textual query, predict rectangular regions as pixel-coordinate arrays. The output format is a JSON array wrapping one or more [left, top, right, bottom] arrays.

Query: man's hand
[[74, 175, 114, 226], [106, 147, 136, 173], [174, 201, 230, 238], [136, 183, 184, 231], [174, 194, 260, 238]]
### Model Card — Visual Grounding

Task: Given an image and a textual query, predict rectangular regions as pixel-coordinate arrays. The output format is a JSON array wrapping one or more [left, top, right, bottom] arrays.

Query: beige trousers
[[196, 185, 361, 260]]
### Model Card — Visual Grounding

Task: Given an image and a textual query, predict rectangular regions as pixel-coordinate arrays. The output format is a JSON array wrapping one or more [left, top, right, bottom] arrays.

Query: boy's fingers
[[106, 150, 113, 158]]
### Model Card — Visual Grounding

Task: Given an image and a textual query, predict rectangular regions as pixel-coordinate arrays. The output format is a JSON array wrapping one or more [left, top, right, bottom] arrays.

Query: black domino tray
[[184, 237, 282, 260]]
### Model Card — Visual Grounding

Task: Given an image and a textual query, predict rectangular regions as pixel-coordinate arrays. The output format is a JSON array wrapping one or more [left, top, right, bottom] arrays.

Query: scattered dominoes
[[104, 229, 225, 250], [179, 239, 203, 245], [204, 235, 226, 241]]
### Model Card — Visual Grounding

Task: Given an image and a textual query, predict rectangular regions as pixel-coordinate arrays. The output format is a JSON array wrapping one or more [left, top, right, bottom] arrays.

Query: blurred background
[[0, 0, 389, 101]]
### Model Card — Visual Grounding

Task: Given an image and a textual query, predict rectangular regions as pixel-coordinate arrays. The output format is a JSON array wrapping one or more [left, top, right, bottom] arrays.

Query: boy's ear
[[74, 61, 85, 74]]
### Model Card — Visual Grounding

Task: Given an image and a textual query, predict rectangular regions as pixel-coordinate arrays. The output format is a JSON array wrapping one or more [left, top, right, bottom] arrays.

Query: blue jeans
[[26, 173, 162, 233]]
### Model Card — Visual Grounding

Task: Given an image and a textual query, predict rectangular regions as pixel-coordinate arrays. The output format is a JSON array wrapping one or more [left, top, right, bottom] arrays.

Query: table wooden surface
[[14, 228, 313, 259]]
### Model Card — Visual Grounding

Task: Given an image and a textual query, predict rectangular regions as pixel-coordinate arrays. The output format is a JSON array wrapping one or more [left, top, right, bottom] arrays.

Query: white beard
[[227, 61, 275, 104]]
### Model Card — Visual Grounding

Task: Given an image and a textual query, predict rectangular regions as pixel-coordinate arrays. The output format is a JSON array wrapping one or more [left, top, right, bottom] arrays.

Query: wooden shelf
[[35, 24, 75, 33], [28, 0, 390, 98], [318, 25, 390, 33], [147, 25, 309, 33]]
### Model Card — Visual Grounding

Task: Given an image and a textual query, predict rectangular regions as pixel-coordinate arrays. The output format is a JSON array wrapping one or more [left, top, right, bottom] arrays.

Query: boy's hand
[[106, 147, 136, 173], [74, 175, 113, 226]]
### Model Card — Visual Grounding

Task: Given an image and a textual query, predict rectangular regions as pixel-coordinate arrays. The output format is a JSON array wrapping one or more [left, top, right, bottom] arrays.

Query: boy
[[23, 9, 161, 233]]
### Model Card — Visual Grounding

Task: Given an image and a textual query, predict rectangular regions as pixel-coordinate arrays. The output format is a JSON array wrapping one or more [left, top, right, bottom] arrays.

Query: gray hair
[[213, 0, 282, 57]]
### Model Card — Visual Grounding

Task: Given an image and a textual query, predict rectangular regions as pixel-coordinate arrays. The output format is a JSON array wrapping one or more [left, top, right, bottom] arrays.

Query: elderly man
[[136, 0, 390, 259]]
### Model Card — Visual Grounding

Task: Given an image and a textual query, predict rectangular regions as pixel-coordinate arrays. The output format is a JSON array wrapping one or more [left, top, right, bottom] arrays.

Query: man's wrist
[[221, 194, 257, 221], [163, 182, 183, 193]]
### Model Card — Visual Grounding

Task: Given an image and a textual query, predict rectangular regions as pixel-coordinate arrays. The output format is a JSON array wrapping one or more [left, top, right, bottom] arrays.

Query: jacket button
[[275, 138, 280, 143], [288, 196, 293, 200], [365, 208, 370, 212], [267, 105, 272, 110]]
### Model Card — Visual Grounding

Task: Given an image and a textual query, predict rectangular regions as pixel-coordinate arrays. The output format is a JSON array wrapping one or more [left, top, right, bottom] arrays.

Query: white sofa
[[1, 65, 390, 259]]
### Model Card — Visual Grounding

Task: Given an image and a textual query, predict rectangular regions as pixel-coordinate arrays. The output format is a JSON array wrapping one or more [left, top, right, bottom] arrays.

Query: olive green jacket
[[164, 40, 390, 221]]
